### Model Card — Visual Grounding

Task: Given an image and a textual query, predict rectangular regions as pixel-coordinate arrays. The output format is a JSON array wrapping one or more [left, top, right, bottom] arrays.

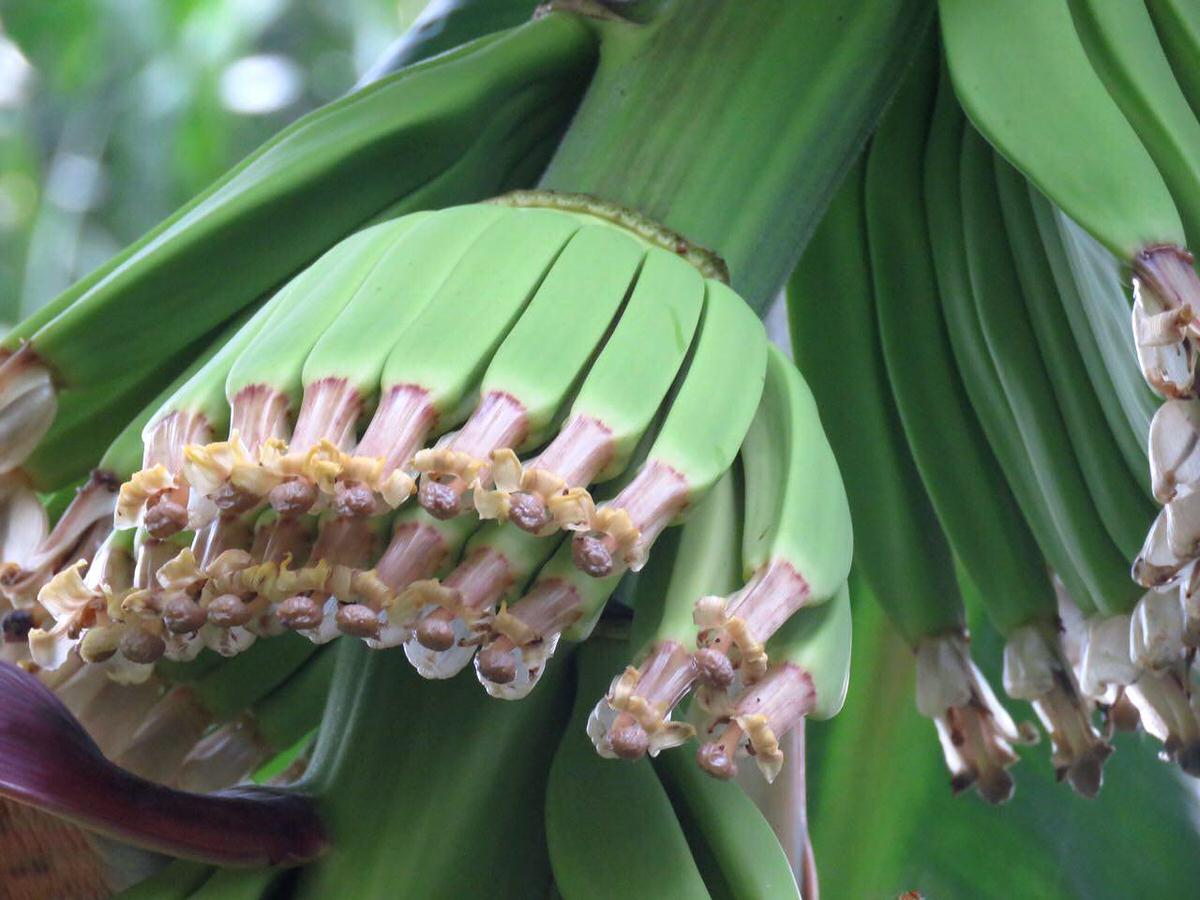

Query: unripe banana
[[588, 469, 740, 763], [567, 279, 766, 581], [793, 151, 1030, 804], [474, 230, 705, 537]]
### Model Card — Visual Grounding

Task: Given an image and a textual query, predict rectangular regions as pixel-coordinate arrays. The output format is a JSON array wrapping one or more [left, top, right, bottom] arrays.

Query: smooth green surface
[[646, 281, 766, 505], [546, 639, 710, 900], [1068, 0, 1200, 249], [994, 154, 1155, 559], [764, 581, 852, 721], [224, 217, 416, 404], [790, 157, 962, 643], [868, 46, 1054, 636], [570, 248, 704, 477], [378, 207, 579, 422], [300, 205, 501, 395], [481, 224, 644, 441], [738, 346, 851, 605], [939, 0, 1183, 257], [924, 66, 1096, 617], [960, 127, 1139, 616]]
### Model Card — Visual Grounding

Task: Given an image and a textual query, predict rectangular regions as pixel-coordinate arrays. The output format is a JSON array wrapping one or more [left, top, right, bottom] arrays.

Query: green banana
[[474, 526, 623, 700], [938, 0, 1200, 399], [1028, 188, 1155, 488], [337, 505, 479, 647], [959, 126, 1141, 617], [568, 279, 766, 580], [325, 206, 582, 517], [473, 245, 705, 537], [695, 582, 851, 785], [868, 51, 1110, 796], [689, 346, 851, 710], [545, 637, 710, 900], [182, 216, 424, 511], [1145, 0, 1200, 123], [651, 748, 801, 900], [411, 219, 646, 520], [588, 468, 741, 762], [792, 152, 1029, 804], [269, 205, 503, 518], [993, 154, 1157, 561], [1067, 0, 1200, 248], [0, 15, 599, 475]]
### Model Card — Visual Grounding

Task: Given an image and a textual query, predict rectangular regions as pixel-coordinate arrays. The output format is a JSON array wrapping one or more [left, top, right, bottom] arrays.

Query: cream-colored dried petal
[[114, 466, 175, 529]]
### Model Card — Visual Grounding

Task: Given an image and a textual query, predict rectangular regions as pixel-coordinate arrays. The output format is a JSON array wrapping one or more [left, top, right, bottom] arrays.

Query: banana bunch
[[11, 189, 864, 795], [937, 0, 1200, 776]]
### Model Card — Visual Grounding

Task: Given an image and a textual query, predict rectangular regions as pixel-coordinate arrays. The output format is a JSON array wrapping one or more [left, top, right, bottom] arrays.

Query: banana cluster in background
[[4, 0, 1200, 896]]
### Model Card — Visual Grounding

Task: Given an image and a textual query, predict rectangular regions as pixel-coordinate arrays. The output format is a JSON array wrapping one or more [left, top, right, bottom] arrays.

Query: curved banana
[[938, 0, 1200, 399], [587, 468, 740, 762], [412, 219, 645, 521], [869, 52, 1110, 796], [545, 637, 710, 900], [1067, 0, 1200, 246], [1145, 0, 1200, 123], [568, 280, 766, 580], [792, 152, 1029, 804], [695, 581, 850, 786], [256, 204, 503, 518], [473, 243, 705, 536], [690, 347, 851, 705], [325, 207, 581, 517]]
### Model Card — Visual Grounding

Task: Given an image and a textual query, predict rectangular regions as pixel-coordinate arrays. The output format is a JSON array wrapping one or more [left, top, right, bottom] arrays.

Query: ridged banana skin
[[15, 16, 599, 386], [377, 208, 581, 426], [994, 153, 1157, 560], [1028, 188, 1154, 489], [867, 45, 1055, 637], [645, 281, 767, 508], [567, 249, 705, 479], [988, 154, 1156, 561], [938, 0, 1186, 259], [473, 224, 645, 448], [1067, 0, 1200, 248], [252, 641, 338, 753], [738, 346, 851, 607], [1146, 0, 1200, 122], [299, 205, 505, 399], [187, 868, 281, 899], [652, 748, 801, 900], [224, 217, 423, 408], [924, 71, 1096, 617], [546, 639, 710, 900], [764, 581, 852, 722], [959, 126, 1140, 617], [789, 158, 963, 644]]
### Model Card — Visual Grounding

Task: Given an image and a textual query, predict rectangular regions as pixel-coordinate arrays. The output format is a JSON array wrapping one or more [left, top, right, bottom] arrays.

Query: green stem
[[540, 0, 931, 310]]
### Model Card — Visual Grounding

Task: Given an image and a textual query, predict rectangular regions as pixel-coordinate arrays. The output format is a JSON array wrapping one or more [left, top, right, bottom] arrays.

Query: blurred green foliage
[[0, 0, 428, 327]]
